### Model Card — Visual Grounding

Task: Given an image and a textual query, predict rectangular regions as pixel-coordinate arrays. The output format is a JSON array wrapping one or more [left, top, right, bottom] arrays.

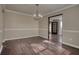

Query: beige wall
[[0, 5, 3, 49], [4, 12, 39, 40], [39, 5, 79, 48], [2, 5, 79, 48], [39, 17, 48, 39]]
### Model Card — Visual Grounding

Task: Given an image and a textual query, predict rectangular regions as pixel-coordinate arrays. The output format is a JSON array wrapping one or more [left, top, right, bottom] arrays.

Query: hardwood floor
[[62, 44, 79, 55], [1, 36, 79, 55], [1, 36, 46, 55]]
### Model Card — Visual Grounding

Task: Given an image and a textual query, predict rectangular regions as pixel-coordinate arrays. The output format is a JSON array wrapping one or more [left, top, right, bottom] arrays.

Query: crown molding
[[4, 5, 78, 17], [4, 9, 33, 16], [43, 4, 78, 17]]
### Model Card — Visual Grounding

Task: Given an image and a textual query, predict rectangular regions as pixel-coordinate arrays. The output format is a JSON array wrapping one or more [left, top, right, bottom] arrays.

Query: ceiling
[[5, 4, 72, 16]]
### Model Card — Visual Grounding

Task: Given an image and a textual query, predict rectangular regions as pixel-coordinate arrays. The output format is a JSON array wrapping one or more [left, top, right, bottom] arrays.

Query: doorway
[[48, 14, 63, 45]]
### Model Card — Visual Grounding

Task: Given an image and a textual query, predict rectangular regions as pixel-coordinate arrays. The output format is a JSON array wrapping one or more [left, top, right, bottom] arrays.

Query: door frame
[[48, 14, 63, 40]]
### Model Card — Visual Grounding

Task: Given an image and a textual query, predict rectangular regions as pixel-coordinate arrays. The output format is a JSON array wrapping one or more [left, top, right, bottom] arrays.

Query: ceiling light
[[33, 4, 43, 20]]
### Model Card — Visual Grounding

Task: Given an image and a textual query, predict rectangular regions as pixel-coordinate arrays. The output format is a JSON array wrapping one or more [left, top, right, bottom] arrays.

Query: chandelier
[[33, 4, 43, 20]]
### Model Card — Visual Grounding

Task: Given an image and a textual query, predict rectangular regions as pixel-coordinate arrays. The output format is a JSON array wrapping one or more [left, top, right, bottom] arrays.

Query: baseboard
[[39, 35, 48, 39], [0, 45, 3, 54], [3, 35, 40, 43], [63, 42, 79, 49], [3, 36, 48, 43]]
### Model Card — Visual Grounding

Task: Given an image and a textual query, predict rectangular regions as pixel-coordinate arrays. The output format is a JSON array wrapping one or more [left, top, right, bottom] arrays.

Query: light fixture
[[33, 4, 43, 20]]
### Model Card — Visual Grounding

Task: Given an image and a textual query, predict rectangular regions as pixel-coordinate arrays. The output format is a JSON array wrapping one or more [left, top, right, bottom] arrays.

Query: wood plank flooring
[[62, 44, 79, 55], [1, 36, 79, 55]]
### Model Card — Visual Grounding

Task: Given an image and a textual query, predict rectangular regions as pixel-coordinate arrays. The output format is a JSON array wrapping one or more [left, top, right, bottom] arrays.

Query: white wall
[[4, 12, 39, 40], [39, 5, 79, 48]]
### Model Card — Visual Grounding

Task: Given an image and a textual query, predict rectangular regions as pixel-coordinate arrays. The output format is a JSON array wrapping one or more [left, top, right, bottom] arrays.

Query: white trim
[[63, 30, 79, 33], [39, 36, 48, 39], [4, 5, 78, 17], [3, 35, 40, 43], [63, 42, 79, 49], [0, 45, 3, 54], [39, 29, 48, 30], [4, 9, 33, 16], [4, 28, 38, 31], [44, 4, 78, 16]]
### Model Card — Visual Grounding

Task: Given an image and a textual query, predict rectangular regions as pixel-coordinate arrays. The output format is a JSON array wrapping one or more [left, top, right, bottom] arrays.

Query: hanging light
[[33, 4, 43, 20]]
